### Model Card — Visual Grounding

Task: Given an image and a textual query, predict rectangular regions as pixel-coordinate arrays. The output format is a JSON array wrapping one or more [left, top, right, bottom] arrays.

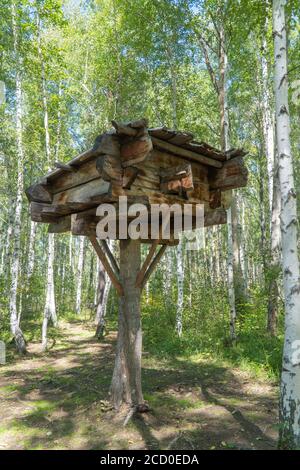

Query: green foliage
[[139, 281, 283, 379]]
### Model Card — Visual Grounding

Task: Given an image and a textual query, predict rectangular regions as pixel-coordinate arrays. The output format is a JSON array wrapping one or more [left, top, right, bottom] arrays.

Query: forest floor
[[0, 320, 279, 450]]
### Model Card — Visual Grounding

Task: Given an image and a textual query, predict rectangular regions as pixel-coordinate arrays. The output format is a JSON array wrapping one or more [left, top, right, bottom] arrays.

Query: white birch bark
[[273, 0, 300, 449], [27, 220, 37, 279], [219, 25, 237, 340], [176, 241, 184, 337], [227, 206, 237, 342], [36, 9, 57, 348], [42, 232, 57, 351], [75, 237, 85, 314], [9, 1, 26, 354], [267, 150, 281, 335], [261, 31, 275, 217]]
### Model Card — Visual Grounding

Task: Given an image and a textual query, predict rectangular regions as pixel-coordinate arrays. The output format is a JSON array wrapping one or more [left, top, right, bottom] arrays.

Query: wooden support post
[[135, 240, 159, 288], [99, 239, 120, 276], [141, 245, 168, 290], [111, 239, 145, 410], [89, 236, 124, 296]]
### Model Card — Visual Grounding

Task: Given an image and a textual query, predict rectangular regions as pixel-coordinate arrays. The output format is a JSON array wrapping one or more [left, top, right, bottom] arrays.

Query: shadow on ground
[[0, 321, 278, 450]]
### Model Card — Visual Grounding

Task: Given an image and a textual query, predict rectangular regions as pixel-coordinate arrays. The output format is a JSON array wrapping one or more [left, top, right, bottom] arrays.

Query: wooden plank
[[151, 137, 222, 168], [89, 236, 124, 296]]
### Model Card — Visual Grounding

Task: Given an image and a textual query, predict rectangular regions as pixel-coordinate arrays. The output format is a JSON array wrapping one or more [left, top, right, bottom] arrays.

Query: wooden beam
[[52, 178, 110, 205], [54, 162, 77, 172], [25, 183, 53, 203], [99, 239, 120, 276], [141, 245, 168, 290], [135, 240, 159, 287], [209, 157, 248, 190], [48, 216, 71, 233], [151, 137, 223, 169], [159, 163, 191, 182], [89, 236, 124, 297]]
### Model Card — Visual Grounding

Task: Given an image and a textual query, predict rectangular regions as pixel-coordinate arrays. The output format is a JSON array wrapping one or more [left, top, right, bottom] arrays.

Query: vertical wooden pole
[[111, 239, 144, 409]]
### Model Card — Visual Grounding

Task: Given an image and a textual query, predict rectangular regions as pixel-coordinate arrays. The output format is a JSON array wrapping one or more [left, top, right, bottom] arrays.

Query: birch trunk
[[42, 232, 57, 351], [273, 0, 300, 449], [37, 9, 57, 347], [267, 150, 281, 335], [176, 241, 184, 337], [9, 1, 26, 354], [110, 239, 144, 409], [218, 24, 237, 340], [75, 237, 85, 314], [27, 220, 37, 279], [261, 31, 275, 217]]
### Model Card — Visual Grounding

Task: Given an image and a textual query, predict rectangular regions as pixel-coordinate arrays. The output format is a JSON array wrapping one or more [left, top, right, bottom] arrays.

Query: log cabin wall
[[26, 119, 248, 243]]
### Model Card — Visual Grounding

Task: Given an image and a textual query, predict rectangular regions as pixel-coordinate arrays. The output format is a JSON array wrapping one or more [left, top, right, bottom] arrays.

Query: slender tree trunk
[[273, 0, 300, 449], [267, 151, 281, 335], [261, 31, 275, 218], [218, 25, 237, 340], [176, 241, 184, 336], [27, 220, 37, 279], [42, 233, 57, 351], [110, 239, 144, 409], [37, 9, 57, 347], [75, 237, 85, 314], [9, 1, 26, 354]]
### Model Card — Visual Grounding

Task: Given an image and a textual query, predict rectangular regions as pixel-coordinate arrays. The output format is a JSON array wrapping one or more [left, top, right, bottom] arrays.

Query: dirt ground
[[0, 320, 278, 450]]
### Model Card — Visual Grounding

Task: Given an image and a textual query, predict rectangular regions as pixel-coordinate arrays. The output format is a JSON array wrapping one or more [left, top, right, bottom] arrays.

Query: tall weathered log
[[110, 239, 145, 409]]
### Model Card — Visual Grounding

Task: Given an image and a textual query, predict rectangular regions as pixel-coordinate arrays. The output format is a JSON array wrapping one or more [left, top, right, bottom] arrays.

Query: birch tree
[[37, 6, 57, 349], [9, 0, 26, 354], [75, 237, 85, 314], [273, 0, 300, 449]]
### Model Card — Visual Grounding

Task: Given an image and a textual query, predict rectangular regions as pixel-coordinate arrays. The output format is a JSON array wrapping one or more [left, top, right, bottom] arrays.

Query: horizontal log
[[31, 202, 59, 223], [26, 183, 53, 203], [48, 216, 71, 233], [49, 159, 99, 194], [54, 162, 77, 172], [209, 157, 248, 191], [45, 147, 100, 183], [159, 163, 192, 182], [52, 178, 110, 205], [151, 137, 222, 168]]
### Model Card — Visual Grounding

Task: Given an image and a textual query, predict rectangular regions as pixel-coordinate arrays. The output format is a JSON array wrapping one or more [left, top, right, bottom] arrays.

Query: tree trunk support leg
[[89, 236, 123, 296], [111, 239, 145, 409]]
